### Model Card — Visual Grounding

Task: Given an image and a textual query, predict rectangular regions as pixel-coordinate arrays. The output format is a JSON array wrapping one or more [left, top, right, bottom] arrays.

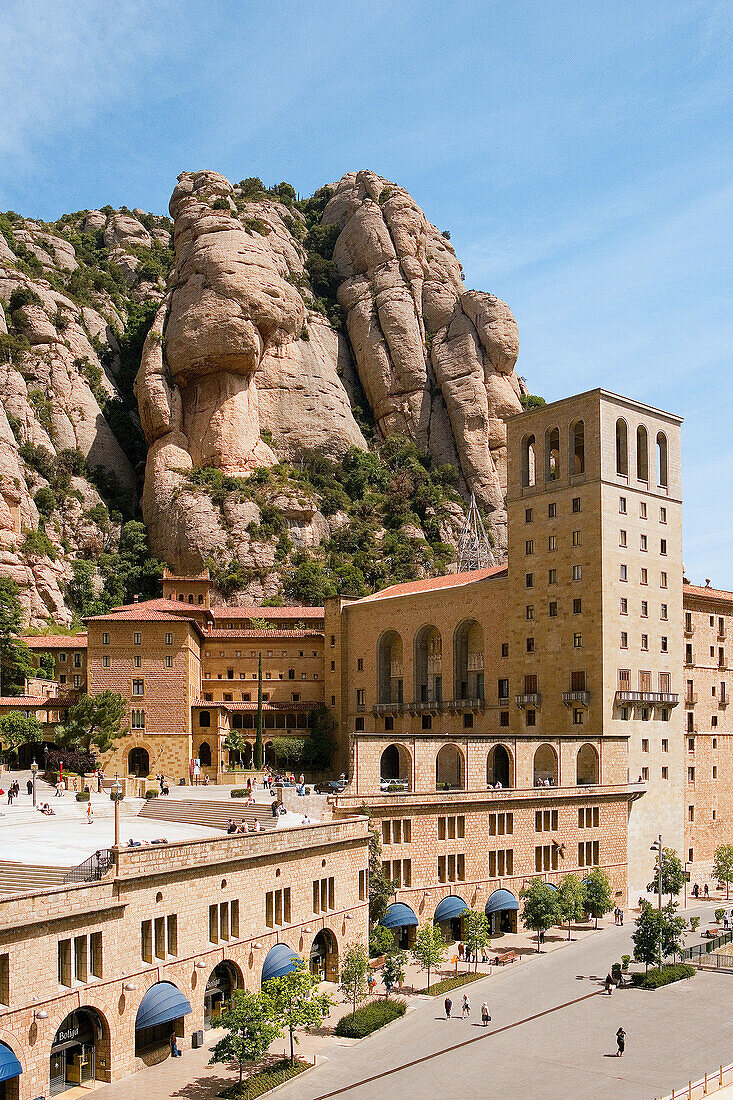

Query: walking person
[[444, 996, 452, 1019], [481, 1002, 491, 1027], [26, 779, 32, 796], [616, 1027, 626, 1057], [462, 994, 471, 1019], [170, 1032, 181, 1058], [604, 972, 614, 995], [704, 883, 709, 898], [87, 801, 93, 825], [619, 909, 624, 926]]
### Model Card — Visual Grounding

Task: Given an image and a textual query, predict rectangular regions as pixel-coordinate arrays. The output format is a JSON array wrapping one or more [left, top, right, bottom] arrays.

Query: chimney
[[705, 579, 711, 588], [133, 594, 139, 603]]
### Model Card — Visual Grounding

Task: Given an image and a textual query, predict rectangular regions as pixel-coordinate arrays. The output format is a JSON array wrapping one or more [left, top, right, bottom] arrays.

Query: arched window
[[198, 594, 204, 604], [570, 420, 585, 475], [533, 744, 558, 786], [636, 425, 648, 482], [436, 744, 465, 790], [521, 434, 536, 487], [657, 432, 668, 488], [380, 744, 412, 789], [188, 594, 194, 604], [198, 741, 211, 767], [545, 427, 560, 481], [615, 419, 628, 476], [377, 631, 404, 705], [199, 710, 211, 728], [453, 620, 484, 701], [487, 744, 513, 788], [576, 743, 599, 785], [414, 626, 442, 703]]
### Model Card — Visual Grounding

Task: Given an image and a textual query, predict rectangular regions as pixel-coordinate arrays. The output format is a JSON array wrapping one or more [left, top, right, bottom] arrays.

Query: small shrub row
[[334, 998, 406, 1038], [219, 1057, 310, 1098], [144, 789, 158, 800], [75, 791, 90, 802], [426, 973, 487, 996], [231, 789, 248, 798], [634, 963, 695, 989]]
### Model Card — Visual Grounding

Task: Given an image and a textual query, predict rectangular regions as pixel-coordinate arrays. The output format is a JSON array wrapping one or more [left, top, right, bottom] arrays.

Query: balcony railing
[[516, 693, 541, 709], [615, 690, 679, 707], [562, 690, 590, 707], [467, 653, 485, 672], [408, 699, 444, 715], [685, 693, 698, 706], [446, 697, 486, 712], [719, 696, 729, 708], [372, 701, 405, 715], [684, 624, 695, 636], [390, 661, 403, 679]]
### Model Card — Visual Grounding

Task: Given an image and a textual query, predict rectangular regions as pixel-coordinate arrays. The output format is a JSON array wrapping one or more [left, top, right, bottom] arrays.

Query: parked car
[[379, 777, 409, 791], [314, 779, 347, 795]]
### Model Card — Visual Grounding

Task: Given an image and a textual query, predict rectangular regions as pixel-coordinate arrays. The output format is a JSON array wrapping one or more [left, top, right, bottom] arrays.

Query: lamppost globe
[[30, 758, 38, 808]]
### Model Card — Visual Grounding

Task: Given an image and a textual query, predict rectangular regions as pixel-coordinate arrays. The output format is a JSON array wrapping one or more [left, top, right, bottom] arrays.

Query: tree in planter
[[266, 959, 332, 1065], [209, 988, 282, 1087], [582, 867, 614, 929], [462, 909, 490, 971], [713, 845, 733, 900], [410, 922, 446, 992], [0, 712, 43, 760], [557, 874, 587, 941], [254, 653, 263, 769], [339, 943, 370, 1015], [646, 846, 685, 900], [632, 902, 661, 973], [381, 950, 406, 996], [520, 879, 561, 952], [55, 691, 128, 756]]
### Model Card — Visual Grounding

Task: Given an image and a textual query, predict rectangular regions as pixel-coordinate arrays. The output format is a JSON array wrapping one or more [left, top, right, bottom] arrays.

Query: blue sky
[[1, 0, 731, 584]]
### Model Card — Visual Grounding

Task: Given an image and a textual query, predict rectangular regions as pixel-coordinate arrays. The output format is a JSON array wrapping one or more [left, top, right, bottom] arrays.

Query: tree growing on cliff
[[0, 578, 35, 696], [56, 691, 128, 755]]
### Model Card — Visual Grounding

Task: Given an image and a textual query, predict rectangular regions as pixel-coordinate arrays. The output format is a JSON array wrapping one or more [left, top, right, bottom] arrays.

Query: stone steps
[[0, 861, 73, 895], [136, 799, 278, 832]]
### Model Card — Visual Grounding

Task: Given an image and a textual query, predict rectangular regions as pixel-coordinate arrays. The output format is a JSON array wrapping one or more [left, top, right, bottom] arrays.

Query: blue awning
[[135, 982, 192, 1032], [262, 943, 302, 983], [434, 896, 468, 923], [485, 888, 519, 916], [0, 1044, 21, 1083], [380, 902, 419, 929]]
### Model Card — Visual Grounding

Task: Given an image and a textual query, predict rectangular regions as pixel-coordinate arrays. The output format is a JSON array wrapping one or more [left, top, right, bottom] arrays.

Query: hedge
[[75, 791, 90, 802], [634, 963, 695, 989], [334, 999, 406, 1038], [426, 973, 487, 996], [219, 1058, 309, 1098], [144, 789, 158, 799], [231, 789, 247, 798]]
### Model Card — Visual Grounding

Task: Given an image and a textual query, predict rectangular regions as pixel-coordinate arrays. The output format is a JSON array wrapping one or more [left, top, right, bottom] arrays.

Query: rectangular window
[[102, 655, 110, 668], [660, 539, 667, 556], [661, 636, 668, 653], [662, 739, 669, 753], [525, 539, 534, 555], [165, 632, 173, 645], [548, 503, 557, 519], [619, 530, 627, 547], [549, 601, 558, 617], [526, 637, 535, 653], [640, 534, 647, 551], [500, 710, 509, 726], [488, 849, 513, 877], [526, 709, 536, 726], [661, 572, 668, 588], [641, 568, 648, 585], [133, 654, 142, 668], [639, 501, 647, 519], [501, 643, 509, 658], [578, 840, 600, 867], [620, 632, 628, 648], [573, 598, 582, 614], [548, 568, 557, 585], [572, 530, 581, 546], [688, 767, 695, 783], [141, 920, 152, 964], [74, 935, 88, 983], [535, 845, 558, 872], [548, 536, 557, 551], [359, 869, 367, 901], [619, 496, 627, 513], [642, 738, 649, 752], [660, 507, 667, 523], [488, 813, 513, 836], [165, 655, 173, 668], [134, 631, 142, 645], [641, 634, 648, 651], [91, 934, 103, 979], [526, 605, 534, 620], [58, 939, 72, 986], [167, 915, 178, 956], [572, 565, 582, 581], [525, 507, 533, 523], [662, 767, 668, 780], [535, 810, 558, 832], [572, 497, 581, 513], [620, 564, 627, 581], [573, 633, 582, 648], [620, 598, 628, 615], [525, 573, 534, 589], [154, 916, 165, 959], [641, 600, 648, 617], [660, 604, 668, 620], [0, 953, 9, 1005], [132, 678, 144, 696]]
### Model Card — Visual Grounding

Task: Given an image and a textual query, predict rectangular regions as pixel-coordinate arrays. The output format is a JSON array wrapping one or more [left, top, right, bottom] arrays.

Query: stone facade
[[0, 819, 368, 1100]]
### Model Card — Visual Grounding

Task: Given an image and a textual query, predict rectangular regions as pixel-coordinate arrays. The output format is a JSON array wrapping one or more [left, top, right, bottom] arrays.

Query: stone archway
[[310, 928, 339, 983], [49, 1006, 111, 1093], [204, 961, 242, 1028], [436, 744, 465, 790], [128, 746, 150, 777]]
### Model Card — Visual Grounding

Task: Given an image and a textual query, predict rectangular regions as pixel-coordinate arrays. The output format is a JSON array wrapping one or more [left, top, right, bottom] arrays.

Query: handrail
[[63, 848, 115, 884], [681, 929, 733, 959]]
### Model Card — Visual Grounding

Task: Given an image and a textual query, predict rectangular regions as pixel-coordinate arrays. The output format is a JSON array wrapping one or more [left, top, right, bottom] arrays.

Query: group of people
[[534, 776, 555, 787], [613, 906, 625, 925], [226, 818, 261, 834], [691, 882, 710, 899], [156, 775, 170, 796], [444, 995, 491, 1026], [5, 780, 21, 804], [456, 941, 492, 965]]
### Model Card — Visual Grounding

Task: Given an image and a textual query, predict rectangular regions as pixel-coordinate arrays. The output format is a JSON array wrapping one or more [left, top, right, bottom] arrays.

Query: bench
[[493, 951, 518, 966]]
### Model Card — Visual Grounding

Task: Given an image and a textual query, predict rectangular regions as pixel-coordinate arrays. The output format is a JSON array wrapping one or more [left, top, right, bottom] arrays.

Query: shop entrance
[[204, 962, 239, 1029], [49, 1009, 102, 1095], [309, 929, 339, 982]]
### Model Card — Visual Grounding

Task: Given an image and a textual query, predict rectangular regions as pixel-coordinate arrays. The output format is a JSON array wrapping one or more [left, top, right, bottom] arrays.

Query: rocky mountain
[[0, 170, 529, 626]]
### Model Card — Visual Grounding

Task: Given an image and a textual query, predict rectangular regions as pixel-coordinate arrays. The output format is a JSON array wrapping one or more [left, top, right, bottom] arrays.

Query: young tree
[[209, 989, 282, 1086], [713, 845, 733, 900], [339, 943, 370, 1015], [520, 879, 561, 952], [266, 959, 332, 1065], [410, 922, 447, 992], [254, 653, 264, 769], [660, 901, 688, 963], [223, 727, 247, 769], [632, 901, 660, 972], [0, 711, 43, 757], [462, 909, 490, 971], [381, 950, 406, 996], [55, 691, 128, 755], [557, 874, 587, 941], [369, 924, 395, 959], [582, 867, 614, 929], [647, 847, 685, 899]]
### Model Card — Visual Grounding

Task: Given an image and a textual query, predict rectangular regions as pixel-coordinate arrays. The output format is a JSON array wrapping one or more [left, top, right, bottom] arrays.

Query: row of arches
[[382, 889, 520, 948], [615, 419, 668, 487], [378, 619, 485, 705], [521, 420, 585, 487], [127, 739, 294, 777], [380, 741, 600, 790]]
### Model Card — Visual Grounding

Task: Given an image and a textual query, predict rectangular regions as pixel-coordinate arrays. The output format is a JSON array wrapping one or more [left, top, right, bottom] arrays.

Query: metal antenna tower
[[456, 492, 493, 572]]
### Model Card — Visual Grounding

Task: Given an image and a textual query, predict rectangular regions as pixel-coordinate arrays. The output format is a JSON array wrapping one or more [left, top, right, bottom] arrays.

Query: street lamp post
[[650, 834, 663, 967], [111, 774, 123, 849], [30, 758, 38, 808]]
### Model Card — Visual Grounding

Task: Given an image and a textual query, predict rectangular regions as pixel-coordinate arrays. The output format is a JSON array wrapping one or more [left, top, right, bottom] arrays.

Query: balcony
[[446, 697, 486, 712], [467, 652, 485, 672], [684, 624, 695, 636], [685, 693, 698, 706], [562, 690, 590, 707], [390, 660, 403, 679], [615, 690, 679, 707], [719, 696, 729, 709], [372, 700, 405, 715], [516, 693, 541, 709], [408, 699, 444, 715], [427, 655, 443, 675]]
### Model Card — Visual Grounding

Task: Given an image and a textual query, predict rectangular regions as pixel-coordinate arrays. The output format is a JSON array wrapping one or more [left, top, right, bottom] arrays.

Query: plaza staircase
[[136, 798, 278, 832], [0, 861, 73, 896]]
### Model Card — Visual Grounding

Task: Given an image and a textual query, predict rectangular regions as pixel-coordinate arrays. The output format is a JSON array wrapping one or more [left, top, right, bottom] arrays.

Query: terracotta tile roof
[[211, 606, 324, 620], [84, 608, 206, 636], [22, 634, 87, 648], [0, 695, 55, 706], [103, 597, 213, 617], [206, 629, 323, 640], [163, 568, 210, 580], [684, 584, 733, 603], [356, 566, 507, 604]]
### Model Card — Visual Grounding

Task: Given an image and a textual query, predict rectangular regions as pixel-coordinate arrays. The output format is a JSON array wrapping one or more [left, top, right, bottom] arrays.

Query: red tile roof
[[84, 608, 206, 636], [0, 695, 49, 706], [357, 566, 506, 603], [22, 634, 87, 648], [211, 606, 324, 620], [684, 584, 733, 603], [206, 629, 323, 640], [103, 597, 213, 618]]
